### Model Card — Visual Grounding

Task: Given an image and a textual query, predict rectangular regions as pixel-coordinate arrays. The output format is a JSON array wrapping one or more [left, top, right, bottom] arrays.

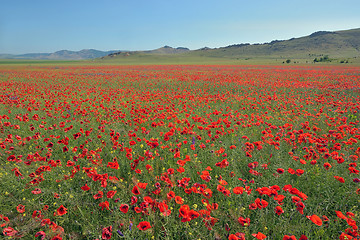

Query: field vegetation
[[0, 64, 360, 239]]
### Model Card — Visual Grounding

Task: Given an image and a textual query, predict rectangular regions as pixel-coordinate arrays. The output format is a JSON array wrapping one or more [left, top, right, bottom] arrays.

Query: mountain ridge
[[0, 49, 121, 60], [192, 28, 360, 59], [100, 28, 360, 62], [1, 28, 359, 61]]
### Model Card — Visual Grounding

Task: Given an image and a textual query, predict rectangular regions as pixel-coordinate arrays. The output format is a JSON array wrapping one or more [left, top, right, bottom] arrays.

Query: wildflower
[[119, 204, 129, 213], [137, 221, 151, 231], [252, 232, 267, 239], [132, 186, 140, 195], [283, 235, 297, 240], [106, 190, 117, 199], [102, 226, 112, 239], [16, 204, 25, 213], [54, 205, 67, 216], [99, 201, 110, 210], [35, 231, 46, 240], [275, 206, 284, 215], [307, 214, 322, 226], [238, 216, 250, 227], [81, 184, 90, 191]]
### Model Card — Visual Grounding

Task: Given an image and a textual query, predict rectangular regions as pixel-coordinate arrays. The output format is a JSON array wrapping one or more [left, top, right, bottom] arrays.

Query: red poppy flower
[[137, 182, 148, 189], [62, 146, 68, 152], [296, 201, 305, 215], [288, 168, 295, 174], [334, 176, 345, 183], [119, 204, 129, 213], [249, 203, 257, 210], [255, 198, 268, 209], [295, 169, 304, 176], [275, 206, 284, 215], [203, 188, 213, 199], [99, 201, 110, 211], [175, 196, 184, 204], [179, 205, 190, 218], [339, 233, 353, 240], [107, 161, 119, 169], [233, 186, 244, 194], [307, 214, 322, 226], [3, 227, 18, 236], [229, 234, 240, 240], [215, 159, 229, 168], [81, 184, 90, 191], [32, 210, 42, 219], [146, 164, 153, 171], [252, 232, 267, 239], [137, 221, 151, 231], [238, 216, 250, 227], [167, 191, 175, 199], [31, 188, 42, 194], [55, 205, 67, 216], [35, 231, 46, 240], [93, 191, 104, 199], [132, 185, 140, 195], [299, 235, 308, 240], [7, 155, 16, 161], [106, 190, 116, 199], [349, 167, 359, 174], [51, 235, 62, 240], [323, 162, 332, 170], [274, 194, 285, 205], [66, 160, 75, 166], [188, 210, 200, 220], [16, 204, 25, 213], [283, 235, 297, 240], [102, 226, 112, 239], [131, 196, 138, 205], [335, 211, 347, 220]]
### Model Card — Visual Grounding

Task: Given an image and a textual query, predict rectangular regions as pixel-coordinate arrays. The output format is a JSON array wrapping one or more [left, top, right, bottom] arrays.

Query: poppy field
[[0, 64, 360, 240]]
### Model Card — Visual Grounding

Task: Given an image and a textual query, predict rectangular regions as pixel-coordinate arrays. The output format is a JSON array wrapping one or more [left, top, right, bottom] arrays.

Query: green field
[[1, 55, 360, 66], [0, 63, 359, 239]]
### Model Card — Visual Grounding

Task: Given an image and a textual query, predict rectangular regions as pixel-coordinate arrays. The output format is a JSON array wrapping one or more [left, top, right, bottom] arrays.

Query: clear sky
[[1, 0, 359, 54]]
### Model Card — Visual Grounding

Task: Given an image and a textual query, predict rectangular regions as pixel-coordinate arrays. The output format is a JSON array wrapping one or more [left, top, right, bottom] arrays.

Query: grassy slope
[[0, 59, 80, 65], [1, 28, 360, 66], [98, 28, 360, 65]]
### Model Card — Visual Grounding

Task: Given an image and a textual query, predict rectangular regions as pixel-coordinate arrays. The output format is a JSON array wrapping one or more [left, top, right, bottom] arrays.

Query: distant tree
[[314, 55, 331, 63], [286, 59, 291, 64]]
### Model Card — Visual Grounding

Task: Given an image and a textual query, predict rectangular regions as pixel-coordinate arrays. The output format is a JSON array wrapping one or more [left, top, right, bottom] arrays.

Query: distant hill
[[145, 46, 190, 54], [104, 46, 190, 58], [0, 49, 121, 60], [100, 28, 360, 64], [2, 28, 360, 63], [188, 28, 360, 60]]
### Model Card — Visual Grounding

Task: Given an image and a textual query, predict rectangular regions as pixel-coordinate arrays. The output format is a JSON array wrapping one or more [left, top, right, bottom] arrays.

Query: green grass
[[0, 59, 81, 65], [0, 64, 359, 240], [1, 55, 359, 67]]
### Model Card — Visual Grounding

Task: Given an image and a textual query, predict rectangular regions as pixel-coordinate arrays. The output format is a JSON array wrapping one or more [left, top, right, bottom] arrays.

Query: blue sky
[[1, 0, 359, 54]]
